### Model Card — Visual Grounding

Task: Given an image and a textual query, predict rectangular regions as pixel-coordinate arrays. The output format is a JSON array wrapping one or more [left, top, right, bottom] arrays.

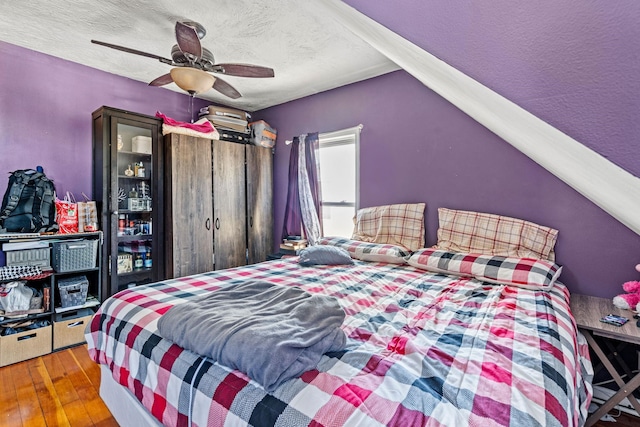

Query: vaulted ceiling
[[0, 0, 399, 111]]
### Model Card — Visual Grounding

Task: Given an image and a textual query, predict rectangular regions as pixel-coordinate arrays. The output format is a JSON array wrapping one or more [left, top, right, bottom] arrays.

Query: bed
[[86, 241, 592, 426]]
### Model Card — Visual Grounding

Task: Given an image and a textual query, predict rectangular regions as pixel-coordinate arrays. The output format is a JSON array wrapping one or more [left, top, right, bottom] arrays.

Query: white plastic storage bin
[[6, 247, 51, 268]]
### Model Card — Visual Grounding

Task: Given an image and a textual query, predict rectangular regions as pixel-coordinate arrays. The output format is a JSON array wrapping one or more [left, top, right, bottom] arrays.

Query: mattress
[[86, 258, 591, 426]]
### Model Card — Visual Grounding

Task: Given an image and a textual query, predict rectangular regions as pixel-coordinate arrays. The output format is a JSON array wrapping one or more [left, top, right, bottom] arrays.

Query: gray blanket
[[157, 280, 346, 392]]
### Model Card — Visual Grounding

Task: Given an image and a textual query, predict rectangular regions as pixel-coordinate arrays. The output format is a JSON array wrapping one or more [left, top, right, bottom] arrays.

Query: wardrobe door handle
[[215, 218, 220, 230], [250, 216, 253, 227], [205, 218, 211, 230]]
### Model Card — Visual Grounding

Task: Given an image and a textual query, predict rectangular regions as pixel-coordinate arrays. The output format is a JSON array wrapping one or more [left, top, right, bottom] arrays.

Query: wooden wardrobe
[[164, 134, 273, 278]]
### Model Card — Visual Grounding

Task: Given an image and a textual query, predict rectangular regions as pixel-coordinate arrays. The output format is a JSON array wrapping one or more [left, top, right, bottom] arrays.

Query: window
[[318, 126, 361, 237]]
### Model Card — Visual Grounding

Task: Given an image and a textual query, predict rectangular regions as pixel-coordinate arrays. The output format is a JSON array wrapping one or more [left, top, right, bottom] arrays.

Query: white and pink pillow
[[407, 248, 563, 290]]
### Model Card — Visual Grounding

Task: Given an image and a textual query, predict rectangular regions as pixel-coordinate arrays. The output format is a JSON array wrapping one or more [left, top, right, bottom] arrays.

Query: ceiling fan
[[91, 21, 275, 99]]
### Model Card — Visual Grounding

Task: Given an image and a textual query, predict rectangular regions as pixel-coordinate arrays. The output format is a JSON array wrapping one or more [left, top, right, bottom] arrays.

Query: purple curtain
[[282, 137, 301, 240], [281, 132, 324, 241]]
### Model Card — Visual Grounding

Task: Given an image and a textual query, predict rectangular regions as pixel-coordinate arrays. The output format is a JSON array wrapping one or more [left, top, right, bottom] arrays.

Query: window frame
[[318, 125, 361, 236]]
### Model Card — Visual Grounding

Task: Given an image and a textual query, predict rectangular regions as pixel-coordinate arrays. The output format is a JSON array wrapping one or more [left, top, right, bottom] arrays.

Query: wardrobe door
[[246, 145, 273, 265], [212, 140, 246, 270], [165, 134, 214, 277]]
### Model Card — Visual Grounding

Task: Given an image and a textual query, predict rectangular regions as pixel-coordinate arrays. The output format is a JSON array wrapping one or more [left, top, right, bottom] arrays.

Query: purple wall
[[258, 2, 640, 299], [0, 41, 208, 198], [343, 0, 640, 176]]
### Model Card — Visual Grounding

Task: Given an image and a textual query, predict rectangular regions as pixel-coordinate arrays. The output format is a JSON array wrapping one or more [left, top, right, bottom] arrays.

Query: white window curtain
[[298, 134, 322, 245]]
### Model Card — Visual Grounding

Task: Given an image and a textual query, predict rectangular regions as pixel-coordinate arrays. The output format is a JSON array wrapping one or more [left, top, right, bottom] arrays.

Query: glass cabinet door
[[93, 106, 164, 299], [112, 121, 155, 291]]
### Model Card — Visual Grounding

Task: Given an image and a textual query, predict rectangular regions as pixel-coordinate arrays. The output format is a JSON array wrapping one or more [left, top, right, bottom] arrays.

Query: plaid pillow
[[435, 208, 559, 261], [318, 237, 411, 264], [407, 248, 562, 290], [351, 203, 425, 251]]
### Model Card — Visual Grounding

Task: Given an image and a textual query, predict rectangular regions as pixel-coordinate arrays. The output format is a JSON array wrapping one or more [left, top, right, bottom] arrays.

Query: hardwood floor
[[1, 344, 639, 427], [0, 344, 117, 427]]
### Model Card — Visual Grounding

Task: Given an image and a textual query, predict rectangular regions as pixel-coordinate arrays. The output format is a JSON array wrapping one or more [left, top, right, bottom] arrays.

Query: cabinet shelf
[[55, 267, 100, 276], [118, 209, 152, 215], [0, 310, 53, 326], [117, 150, 151, 158], [0, 267, 99, 285], [0, 276, 50, 284], [0, 231, 101, 243], [54, 296, 100, 314], [118, 175, 151, 181], [117, 268, 152, 277], [118, 234, 152, 242]]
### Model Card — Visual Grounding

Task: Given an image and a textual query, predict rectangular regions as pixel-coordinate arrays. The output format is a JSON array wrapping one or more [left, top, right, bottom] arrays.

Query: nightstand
[[571, 294, 640, 426]]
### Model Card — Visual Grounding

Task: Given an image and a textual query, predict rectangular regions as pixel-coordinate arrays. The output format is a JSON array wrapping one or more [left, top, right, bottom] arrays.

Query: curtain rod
[[285, 124, 363, 145]]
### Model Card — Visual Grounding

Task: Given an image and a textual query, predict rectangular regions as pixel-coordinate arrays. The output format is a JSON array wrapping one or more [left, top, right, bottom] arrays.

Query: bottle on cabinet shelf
[[144, 250, 152, 268], [118, 214, 125, 234], [133, 253, 143, 270], [138, 182, 149, 198]]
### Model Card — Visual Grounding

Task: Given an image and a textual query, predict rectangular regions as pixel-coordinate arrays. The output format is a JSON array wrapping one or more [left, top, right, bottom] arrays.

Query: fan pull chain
[[189, 93, 195, 123]]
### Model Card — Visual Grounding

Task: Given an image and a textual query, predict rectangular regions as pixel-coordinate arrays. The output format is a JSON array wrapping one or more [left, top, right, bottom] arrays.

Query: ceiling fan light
[[170, 67, 215, 94]]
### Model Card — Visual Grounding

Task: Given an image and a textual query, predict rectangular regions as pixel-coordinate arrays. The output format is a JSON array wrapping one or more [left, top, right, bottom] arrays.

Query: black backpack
[[0, 169, 58, 233]]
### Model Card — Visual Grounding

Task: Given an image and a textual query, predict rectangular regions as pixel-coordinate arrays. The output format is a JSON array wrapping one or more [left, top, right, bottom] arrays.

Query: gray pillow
[[298, 245, 354, 266]]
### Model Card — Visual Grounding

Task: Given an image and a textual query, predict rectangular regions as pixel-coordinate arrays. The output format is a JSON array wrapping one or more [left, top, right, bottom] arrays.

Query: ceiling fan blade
[[213, 77, 242, 99], [213, 63, 275, 78], [91, 40, 173, 65], [149, 73, 174, 87], [175, 21, 202, 60]]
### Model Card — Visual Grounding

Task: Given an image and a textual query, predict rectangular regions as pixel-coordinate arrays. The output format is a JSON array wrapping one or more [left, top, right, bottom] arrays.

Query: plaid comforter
[[86, 258, 591, 427]]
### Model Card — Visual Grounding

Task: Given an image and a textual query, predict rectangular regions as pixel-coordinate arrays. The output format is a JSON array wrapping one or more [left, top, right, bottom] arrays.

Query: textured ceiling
[[0, 0, 399, 111]]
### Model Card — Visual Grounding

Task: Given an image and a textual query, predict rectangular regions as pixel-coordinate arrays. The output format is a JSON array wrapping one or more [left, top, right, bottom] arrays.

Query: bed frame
[[100, 365, 163, 427]]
